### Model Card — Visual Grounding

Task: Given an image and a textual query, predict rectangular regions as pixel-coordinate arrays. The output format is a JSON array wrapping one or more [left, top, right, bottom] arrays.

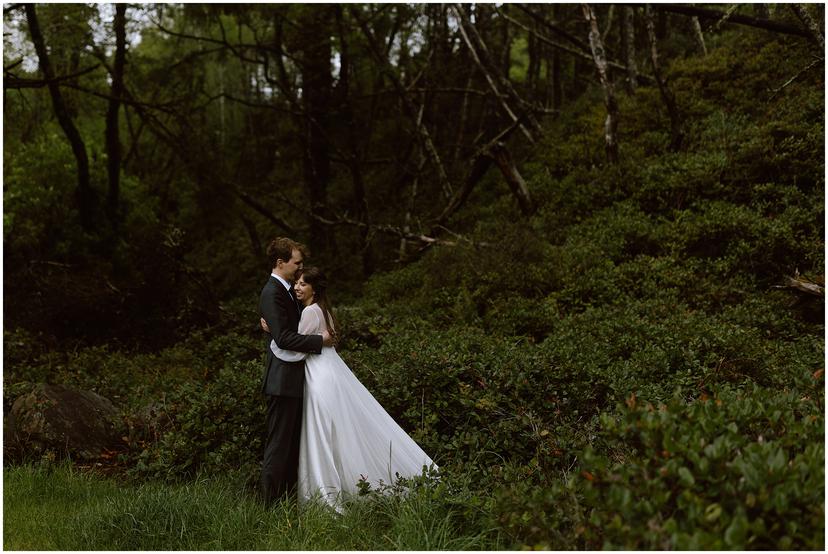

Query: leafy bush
[[343, 326, 603, 482], [494, 383, 824, 550], [130, 360, 265, 484]]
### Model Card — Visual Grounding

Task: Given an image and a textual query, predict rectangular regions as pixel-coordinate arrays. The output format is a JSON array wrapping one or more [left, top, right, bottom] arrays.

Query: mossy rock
[[6, 383, 125, 461]]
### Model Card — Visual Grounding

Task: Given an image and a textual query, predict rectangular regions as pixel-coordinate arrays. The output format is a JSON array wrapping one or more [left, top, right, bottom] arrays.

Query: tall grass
[[3, 463, 502, 550]]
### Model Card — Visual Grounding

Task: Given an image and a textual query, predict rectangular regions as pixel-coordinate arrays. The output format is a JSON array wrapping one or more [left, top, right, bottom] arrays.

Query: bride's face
[[294, 277, 315, 305]]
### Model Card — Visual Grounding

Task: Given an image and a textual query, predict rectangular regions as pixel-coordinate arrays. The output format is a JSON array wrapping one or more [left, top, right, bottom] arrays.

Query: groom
[[258, 237, 333, 505]]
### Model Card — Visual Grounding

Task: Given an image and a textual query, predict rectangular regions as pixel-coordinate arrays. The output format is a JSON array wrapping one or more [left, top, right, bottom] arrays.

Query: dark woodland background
[[3, 3, 825, 549]]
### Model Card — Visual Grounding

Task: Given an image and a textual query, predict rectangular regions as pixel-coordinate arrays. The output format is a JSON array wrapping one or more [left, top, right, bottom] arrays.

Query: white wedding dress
[[276, 303, 437, 511]]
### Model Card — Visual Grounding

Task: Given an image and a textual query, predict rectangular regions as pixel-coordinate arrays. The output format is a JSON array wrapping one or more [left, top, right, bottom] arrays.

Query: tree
[[622, 6, 638, 93], [582, 3, 619, 164], [295, 6, 336, 258], [105, 3, 127, 228], [645, 4, 683, 152], [790, 4, 825, 50], [24, 3, 95, 231]]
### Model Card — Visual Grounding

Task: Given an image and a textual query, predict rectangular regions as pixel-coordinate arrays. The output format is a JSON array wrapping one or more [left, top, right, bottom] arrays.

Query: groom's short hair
[[267, 237, 307, 269]]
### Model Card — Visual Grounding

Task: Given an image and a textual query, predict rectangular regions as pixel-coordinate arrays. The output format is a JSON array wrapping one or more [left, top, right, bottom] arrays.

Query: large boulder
[[6, 383, 124, 460]]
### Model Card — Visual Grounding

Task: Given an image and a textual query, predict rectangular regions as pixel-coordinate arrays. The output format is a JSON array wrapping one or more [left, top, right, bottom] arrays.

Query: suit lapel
[[288, 287, 302, 314], [272, 276, 300, 317]]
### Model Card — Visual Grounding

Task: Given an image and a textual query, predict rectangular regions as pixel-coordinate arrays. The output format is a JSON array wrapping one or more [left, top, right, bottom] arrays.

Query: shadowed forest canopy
[[4, 3, 823, 346]]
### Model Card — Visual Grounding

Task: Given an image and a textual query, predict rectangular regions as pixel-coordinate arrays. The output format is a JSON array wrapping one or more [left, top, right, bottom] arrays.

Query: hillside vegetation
[[4, 11, 824, 551]]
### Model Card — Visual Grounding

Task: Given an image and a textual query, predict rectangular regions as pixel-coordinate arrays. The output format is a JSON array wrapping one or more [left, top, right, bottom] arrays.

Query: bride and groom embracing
[[258, 237, 436, 511]]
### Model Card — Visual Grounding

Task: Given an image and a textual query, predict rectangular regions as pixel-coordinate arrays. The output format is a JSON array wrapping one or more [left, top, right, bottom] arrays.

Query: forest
[[3, 2, 825, 550]]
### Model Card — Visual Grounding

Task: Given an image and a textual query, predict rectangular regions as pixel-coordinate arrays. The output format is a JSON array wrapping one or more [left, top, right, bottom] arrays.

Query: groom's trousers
[[261, 394, 303, 505]]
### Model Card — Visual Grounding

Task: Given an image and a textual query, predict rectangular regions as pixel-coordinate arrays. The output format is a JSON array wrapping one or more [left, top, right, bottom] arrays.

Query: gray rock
[[7, 383, 124, 460]]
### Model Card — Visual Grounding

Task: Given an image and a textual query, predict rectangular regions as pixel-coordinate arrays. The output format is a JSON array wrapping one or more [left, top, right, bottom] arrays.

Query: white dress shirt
[[269, 273, 307, 362]]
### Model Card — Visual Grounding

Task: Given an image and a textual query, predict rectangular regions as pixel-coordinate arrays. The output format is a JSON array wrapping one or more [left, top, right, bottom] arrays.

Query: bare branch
[[4, 63, 101, 90], [234, 189, 294, 233], [4, 58, 23, 71], [352, 6, 454, 199], [433, 117, 528, 228], [277, 192, 477, 248], [769, 55, 823, 100], [516, 4, 591, 52], [489, 142, 535, 215], [59, 81, 185, 114], [774, 274, 825, 297], [497, 7, 655, 86], [644, 4, 812, 38], [197, 91, 301, 116], [451, 4, 542, 143]]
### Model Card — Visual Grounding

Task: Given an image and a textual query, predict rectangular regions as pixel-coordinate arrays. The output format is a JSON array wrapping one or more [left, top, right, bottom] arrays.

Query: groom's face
[[281, 249, 304, 281]]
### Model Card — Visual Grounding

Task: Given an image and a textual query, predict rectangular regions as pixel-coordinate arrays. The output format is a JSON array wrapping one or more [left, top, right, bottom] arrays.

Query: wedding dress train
[[288, 303, 436, 511]]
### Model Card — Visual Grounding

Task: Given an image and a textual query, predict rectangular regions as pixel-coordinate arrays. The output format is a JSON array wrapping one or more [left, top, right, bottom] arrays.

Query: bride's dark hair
[[299, 266, 339, 339]]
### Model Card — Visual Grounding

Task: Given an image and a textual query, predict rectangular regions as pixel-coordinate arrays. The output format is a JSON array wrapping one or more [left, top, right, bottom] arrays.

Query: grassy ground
[[3, 463, 501, 550]]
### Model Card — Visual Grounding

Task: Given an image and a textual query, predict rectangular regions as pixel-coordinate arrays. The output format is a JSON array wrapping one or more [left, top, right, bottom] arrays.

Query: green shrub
[[130, 360, 265, 484], [494, 383, 824, 549], [343, 325, 603, 481]]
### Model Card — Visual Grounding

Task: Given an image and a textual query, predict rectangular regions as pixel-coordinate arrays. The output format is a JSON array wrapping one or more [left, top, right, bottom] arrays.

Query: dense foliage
[[4, 3, 824, 550]]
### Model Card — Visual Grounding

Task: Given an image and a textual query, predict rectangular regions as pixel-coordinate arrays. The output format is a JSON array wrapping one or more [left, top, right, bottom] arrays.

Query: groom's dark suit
[[259, 274, 323, 504]]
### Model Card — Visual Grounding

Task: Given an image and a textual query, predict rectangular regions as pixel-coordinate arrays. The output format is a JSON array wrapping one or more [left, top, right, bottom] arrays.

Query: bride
[[262, 266, 437, 511]]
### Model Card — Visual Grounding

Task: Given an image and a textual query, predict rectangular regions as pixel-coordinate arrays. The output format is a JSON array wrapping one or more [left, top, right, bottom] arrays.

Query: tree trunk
[[452, 69, 474, 165], [433, 119, 526, 231], [240, 213, 263, 260], [400, 149, 426, 261], [790, 4, 825, 50], [690, 14, 708, 56], [603, 4, 616, 41], [298, 7, 334, 257], [499, 4, 512, 77], [334, 6, 372, 277], [582, 3, 620, 164], [105, 3, 127, 227], [527, 23, 539, 98], [645, 4, 683, 152], [434, 152, 493, 230], [25, 3, 94, 232], [622, 6, 638, 93], [549, 46, 563, 112], [549, 4, 563, 112], [489, 142, 534, 216]]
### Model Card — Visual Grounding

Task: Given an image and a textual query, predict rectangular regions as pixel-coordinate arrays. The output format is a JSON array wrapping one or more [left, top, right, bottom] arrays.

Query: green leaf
[[767, 448, 786, 473], [724, 514, 748, 548], [678, 466, 696, 487], [704, 503, 722, 522]]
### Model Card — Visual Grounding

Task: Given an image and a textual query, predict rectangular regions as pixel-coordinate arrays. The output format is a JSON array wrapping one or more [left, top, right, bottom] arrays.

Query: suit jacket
[[259, 275, 323, 397]]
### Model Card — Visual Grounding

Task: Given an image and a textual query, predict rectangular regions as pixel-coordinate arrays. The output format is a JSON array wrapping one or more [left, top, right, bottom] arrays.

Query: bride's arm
[[263, 308, 322, 359]]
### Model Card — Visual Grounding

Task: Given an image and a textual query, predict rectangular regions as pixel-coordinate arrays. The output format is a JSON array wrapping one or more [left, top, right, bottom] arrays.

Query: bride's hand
[[260, 317, 271, 333]]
